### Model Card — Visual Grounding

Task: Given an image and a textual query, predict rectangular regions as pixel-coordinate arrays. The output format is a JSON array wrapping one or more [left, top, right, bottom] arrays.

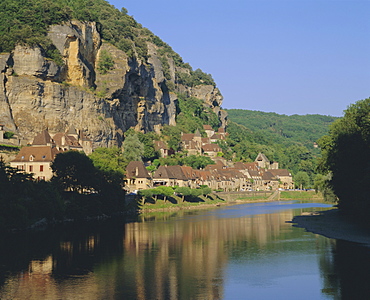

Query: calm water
[[0, 201, 370, 299]]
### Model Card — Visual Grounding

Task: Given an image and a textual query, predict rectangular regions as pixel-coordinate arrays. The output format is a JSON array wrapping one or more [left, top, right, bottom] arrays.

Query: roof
[[181, 133, 195, 141], [11, 146, 60, 162], [203, 125, 213, 130], [32, 130, 54, 146], [53, 133, 83, 148], [255, 152, 270, 162], [262, 171, 277, 181], [166, 165, 187, 180], [153, 165, 176, 179], [126, 161, 151, 179], [248, 170, 262, 177], [202, 144, 221, 152], [243, 162, 259, 171], [67, 125, 78, 136]]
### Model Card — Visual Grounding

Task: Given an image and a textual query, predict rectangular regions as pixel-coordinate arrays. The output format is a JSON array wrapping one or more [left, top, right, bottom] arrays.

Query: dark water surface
[[0, 201, 370, 299]]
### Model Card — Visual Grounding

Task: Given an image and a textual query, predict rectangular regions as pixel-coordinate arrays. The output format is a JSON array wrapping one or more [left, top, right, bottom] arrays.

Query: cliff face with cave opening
[[0, 21, 226, 147]]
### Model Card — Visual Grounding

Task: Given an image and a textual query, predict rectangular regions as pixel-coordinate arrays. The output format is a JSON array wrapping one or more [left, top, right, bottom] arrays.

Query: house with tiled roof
[[10, 145, 61, 181], [10, 128, 92, 181], [261, 171, 279, 191], [268, 169, 294, 189], [203, 125, 215, 138], [202, 143, 222, 158], [153, 140, 174, 158], [126, 161, 152, 192]]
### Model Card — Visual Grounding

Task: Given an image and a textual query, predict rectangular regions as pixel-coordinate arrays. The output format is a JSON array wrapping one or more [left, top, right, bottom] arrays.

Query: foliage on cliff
[[318, 97, 370, 216], [0, 0, 215, 87]]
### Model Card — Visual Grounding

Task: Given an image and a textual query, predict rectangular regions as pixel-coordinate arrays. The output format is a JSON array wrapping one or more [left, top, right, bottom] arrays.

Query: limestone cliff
[[0, 21, 226, 147]]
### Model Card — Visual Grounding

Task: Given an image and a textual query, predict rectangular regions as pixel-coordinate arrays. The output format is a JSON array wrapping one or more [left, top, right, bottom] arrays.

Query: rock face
[[0, 21, 226, 147]]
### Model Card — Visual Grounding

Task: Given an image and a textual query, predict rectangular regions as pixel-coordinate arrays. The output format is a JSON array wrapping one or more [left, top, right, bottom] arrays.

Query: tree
[[52, 151, 100, 193], [122, 134, 144, 163], [181, 155, 214, 169], [200, 186, 212, 198], [89, 147, 125, 184], [318, 97, 370, 214], [138, 189, 153, 204], [155, 186, 174, 203], [98, 50, 114, 74], [294, 171, 310, 189], [175, 186, 192, 202]]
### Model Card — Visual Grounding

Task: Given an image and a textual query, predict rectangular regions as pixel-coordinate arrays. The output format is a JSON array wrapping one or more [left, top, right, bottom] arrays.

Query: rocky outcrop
[[0, 21, 226, 148]]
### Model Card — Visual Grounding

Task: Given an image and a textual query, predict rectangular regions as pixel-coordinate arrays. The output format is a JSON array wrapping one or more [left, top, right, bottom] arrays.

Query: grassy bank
[[280, 190, 325, 202]]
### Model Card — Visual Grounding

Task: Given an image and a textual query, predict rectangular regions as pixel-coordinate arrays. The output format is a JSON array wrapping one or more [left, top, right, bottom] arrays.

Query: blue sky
[[108, 0, 370, 117]]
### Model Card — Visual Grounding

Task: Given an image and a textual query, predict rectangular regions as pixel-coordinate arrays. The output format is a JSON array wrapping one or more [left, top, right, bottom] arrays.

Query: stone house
[[10, 145, 60, 181], [261, 171, 279, 191], [10, 128, 92, 181], [268, 169, 294, 189], [202, 144, 222, 158], [125, 161, 152, 192], [153, 140, 175, 158]]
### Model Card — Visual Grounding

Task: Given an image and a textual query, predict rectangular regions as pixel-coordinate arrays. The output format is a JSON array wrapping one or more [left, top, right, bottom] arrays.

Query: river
[[0, 201, 369, 299]]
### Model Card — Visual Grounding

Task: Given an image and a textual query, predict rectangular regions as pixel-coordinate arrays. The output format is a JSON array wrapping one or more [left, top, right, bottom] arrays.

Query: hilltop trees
[[318, 97, 370, 215]]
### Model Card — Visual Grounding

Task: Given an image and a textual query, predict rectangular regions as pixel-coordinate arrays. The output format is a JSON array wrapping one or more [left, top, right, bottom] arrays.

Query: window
[[30, 155, 34, 161], [29, 165, 33, 172], [40, 165, 44, 172]]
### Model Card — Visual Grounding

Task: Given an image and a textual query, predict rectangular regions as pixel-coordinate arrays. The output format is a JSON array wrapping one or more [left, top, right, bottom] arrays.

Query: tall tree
[[318, 97, 370, 215], [122, 134, 144, 163]]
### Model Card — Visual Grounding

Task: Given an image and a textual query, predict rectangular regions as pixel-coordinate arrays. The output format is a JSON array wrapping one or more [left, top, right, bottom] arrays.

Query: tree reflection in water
[[0, 204, 369, 299], [320, 239, 370, 299]]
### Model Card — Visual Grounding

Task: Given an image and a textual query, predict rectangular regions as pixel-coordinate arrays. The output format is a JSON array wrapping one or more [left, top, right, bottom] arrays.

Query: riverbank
[[291, 209, 370, 247]]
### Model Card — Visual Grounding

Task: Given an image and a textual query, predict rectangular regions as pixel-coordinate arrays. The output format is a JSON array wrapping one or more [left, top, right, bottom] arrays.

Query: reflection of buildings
[[0, 208, 337, 300], [122, 209, 297, 299]]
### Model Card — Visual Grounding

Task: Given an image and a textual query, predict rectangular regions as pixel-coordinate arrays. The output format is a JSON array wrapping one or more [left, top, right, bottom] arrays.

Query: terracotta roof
[[203, 125, 213, 130], [217, 128, 225, 133], [32, 130, 54, 146], [53, 133, 83, 148], [181, 133, 194, 141], [210, 134, 221, 140], [262, 171, 277, 180], [153, 165, 176, 179], [11, 146, 60, 162], [243, 162, 259, 171], [248, 170, 261, 177], [166, 165, 187, 180], [180, 166, 197, 180], [202, 144, 221, 152], [126, 161, 151, 179]]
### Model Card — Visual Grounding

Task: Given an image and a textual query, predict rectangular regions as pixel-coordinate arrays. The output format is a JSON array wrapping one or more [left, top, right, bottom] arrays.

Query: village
[[2, 124, 294, 194]]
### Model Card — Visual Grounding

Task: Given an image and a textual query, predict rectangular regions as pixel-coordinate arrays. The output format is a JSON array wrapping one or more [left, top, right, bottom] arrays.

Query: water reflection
[[0, 202, 369, 299]]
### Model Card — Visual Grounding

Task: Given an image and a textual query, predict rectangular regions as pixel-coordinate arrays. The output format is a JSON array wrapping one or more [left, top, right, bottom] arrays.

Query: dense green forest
[[318, 97, 370, 218], [0, 0, 214, 87], [226, 109, 338, 149], [224, 109, 339, 185]]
